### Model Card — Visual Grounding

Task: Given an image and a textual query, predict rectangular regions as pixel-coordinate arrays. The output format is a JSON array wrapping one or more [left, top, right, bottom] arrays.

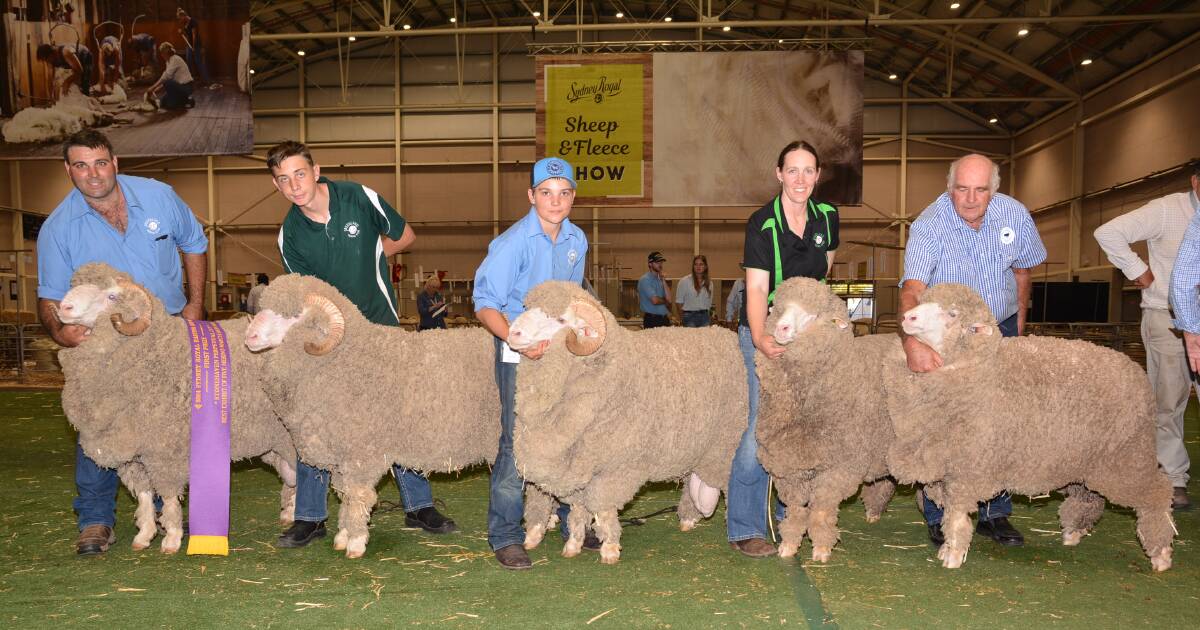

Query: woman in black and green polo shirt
[[726, 140, 839, 557]]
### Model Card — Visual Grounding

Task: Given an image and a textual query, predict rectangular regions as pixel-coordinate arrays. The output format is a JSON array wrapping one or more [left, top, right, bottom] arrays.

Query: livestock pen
[[1, 388, 1198, 627]]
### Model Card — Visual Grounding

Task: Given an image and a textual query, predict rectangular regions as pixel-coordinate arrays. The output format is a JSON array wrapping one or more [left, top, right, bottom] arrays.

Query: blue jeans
[[293, 460, 434, 523], [682, 310, 710, 327], [726, 325, 781, 541], [74, 442, 118, 529], [488, 337, 525, 550], [921, 312, 1018, 526]]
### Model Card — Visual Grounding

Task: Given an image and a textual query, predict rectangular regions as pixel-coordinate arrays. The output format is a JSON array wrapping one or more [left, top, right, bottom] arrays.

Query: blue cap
[[531, 157, 576, 189]]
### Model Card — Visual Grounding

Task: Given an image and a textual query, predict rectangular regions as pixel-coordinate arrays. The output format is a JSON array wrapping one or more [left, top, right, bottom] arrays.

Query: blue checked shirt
[[473, 207, 588, 322], [902, 192, 1046, 322], [1168, 192, 1200, 333]]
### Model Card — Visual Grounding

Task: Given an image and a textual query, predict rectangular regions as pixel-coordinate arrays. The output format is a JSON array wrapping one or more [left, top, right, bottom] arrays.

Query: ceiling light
[[988, 117, 998, 124], [722, 25, 730, 32], [1081, 58, 1093, 65], [950, 2, 960, 8], [1017, 27, 1029, 37], [664, 16, 672, 22], [249, 68, 255, 74], [449, 16, 457, 23], [778, 38, 784, 43], [888, 73, 898, 80], [296, 50, 305, 56], [403, 23, 411, 30], [615, 11, 624, 18], [348, 36, 356, 41], [532, 11, 541, 17]]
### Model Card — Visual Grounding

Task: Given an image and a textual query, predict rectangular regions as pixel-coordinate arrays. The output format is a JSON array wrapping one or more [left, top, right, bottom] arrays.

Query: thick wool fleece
[[254, 273, 500, 487], [513, 281, 748, 532], [755, 278, 904, 557], [58, 264, 296, 518], [884, 283, 1173, 566]]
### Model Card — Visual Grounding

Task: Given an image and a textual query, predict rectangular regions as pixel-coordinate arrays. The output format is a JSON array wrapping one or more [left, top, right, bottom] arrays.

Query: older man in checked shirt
[[899, 153, 1047, 549], [1099, 161, 1200, 511]]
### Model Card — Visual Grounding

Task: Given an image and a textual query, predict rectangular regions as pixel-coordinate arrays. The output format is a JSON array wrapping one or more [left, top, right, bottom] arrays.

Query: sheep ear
[[969, 323, 993, 336], [831, 317, 849, 330]]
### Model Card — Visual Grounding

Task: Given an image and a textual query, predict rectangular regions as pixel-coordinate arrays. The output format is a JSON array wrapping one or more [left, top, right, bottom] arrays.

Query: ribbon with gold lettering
[[184, 319, 232, 556]]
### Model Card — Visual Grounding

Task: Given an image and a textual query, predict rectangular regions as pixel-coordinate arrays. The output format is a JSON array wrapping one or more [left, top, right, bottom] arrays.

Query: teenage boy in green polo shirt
[[266, 140, 456, 548]]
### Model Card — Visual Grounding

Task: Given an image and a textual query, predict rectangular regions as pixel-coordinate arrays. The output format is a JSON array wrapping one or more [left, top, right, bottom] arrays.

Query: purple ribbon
[[184, 319, 232, 554]]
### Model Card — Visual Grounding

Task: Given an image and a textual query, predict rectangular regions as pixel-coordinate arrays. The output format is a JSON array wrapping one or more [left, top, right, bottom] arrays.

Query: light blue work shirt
[[637, 271, 668, 315], [901, 192, 1046, 322], [37, 174, 208, 314], [473, 207, 587, 322], [1168, 191, 1200, 333]]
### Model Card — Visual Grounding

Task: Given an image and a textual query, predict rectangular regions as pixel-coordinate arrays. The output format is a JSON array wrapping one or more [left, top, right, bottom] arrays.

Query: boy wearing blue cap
[[473, 157, 589, 569]]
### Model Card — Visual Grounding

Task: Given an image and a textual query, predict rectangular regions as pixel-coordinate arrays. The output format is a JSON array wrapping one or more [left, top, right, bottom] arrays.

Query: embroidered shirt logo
[[144, 219, 162, 235], [813, 232, 826, 248], [344, 222, 361, 238], [999, 226, 1015, 245], [567, 249, 578, 265]]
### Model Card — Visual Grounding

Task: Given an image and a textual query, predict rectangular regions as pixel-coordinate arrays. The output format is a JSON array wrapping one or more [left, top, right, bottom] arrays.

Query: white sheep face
[[769, 303, 818, 345], [507, 307, 574, 350], [245, 309, 303, 352], [901, 302, 954, 353], [57, 282, 121, 329]]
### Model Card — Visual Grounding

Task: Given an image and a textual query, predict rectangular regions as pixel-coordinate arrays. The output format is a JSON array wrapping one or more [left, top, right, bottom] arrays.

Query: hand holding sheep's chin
[[902, 336, 943, 373], [517, 340, 550, 361], [752, 333, 787, 360], [58, 324, 91, 348]]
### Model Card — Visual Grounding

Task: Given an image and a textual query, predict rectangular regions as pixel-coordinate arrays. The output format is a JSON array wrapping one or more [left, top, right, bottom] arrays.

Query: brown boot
[[76, 524, 116, 556], [494, 544, 532, 570], [730, 537, 776, 558], [1173, 487, 1192, 511]]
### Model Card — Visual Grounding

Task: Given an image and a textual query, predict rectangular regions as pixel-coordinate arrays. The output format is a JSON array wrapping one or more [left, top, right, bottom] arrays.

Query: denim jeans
[[920, 312, 1018, 526], [293, 460, 434, 523], [184, 43, 211, 83], [682, 310, 710, 327], [74, 442, 118, 529], [488, 337, 526, 550], [726, 325, 781, 541]]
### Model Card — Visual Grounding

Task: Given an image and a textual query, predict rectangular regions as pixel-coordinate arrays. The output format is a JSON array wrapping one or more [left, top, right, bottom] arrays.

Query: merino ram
[[244, 273, 544, 558], [505, 280, 748, 564], [55, 263, 297, 553], [757, 278, 900, 561], [886, 282, 1175, 571]]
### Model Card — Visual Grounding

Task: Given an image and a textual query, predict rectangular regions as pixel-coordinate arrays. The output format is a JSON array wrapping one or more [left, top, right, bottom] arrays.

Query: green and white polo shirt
[[278, 177, 406, 326]]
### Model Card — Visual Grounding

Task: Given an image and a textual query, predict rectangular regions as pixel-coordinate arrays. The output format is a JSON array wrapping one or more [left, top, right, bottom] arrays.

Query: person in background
[[246, 273, 269, 315], [675, 254, 714, 327], [147, 42, 195, 111], [638, 252, 672, 328], [176, 7, 214, 87], [417, 276, 449, 330], [36, 42, 93, 100], [724, 261, 746, 327], [96, 36, 124, 96]]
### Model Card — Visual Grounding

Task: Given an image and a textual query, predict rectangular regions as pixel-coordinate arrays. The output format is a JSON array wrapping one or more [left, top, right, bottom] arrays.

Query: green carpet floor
[[0, 389, 1197, 628]]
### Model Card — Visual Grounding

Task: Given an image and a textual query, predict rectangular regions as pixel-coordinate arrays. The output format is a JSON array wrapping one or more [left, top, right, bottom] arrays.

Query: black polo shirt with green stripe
[[278, 177, 406, 326], [740, 195, 839, 325]]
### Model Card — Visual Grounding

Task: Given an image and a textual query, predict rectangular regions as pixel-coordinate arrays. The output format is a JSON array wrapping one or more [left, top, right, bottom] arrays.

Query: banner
[[0, 3, 252, 158], [537, 55, 651, 205]]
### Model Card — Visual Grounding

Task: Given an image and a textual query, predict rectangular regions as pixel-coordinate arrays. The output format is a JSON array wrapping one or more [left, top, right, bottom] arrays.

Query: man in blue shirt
[[900, 153, 1046, 549], [638, 252, 672, 328], [37, 130, 208, 555], [473, 156, 588, 569], [1168, 162, 1200, 391]]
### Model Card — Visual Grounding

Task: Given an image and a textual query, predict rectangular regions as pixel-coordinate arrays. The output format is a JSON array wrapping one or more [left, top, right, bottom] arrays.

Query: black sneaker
[[582, 529, 602, 551], [927, 522, 946, 546], [276, 520, 326, 548], [185, 97, 195, 108], [976, 516, 1024, 546], [404, 506, 458, 534]]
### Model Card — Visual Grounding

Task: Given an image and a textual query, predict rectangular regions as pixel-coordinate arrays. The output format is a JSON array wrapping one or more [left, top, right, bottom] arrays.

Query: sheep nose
[[510, 330, 523, 338], [60, 302, 74, 313]]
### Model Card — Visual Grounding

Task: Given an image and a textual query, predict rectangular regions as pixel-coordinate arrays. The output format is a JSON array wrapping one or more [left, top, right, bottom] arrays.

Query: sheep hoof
[[938, 544, 966, 569], [333, 528, 349, 551], [778, 541, 800, 558], [811, 546, 832, 563], [160, 537, 182, 554], [679, 519, 696, 532], [864, 512, 881, 524], [599, 542, 621, 564], [345, 537, 367, 559], [1061, 528, 1088, 546], [562, 539, 583, 558], [279, 516, 294, 527], [1150, 548, 1173, 572], [524, 524, 545, 550], [131, 540, 151, 551]]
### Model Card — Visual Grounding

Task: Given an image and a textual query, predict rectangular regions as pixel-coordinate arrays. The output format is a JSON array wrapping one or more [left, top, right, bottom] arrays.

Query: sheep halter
[[111, 280, 152, 335], [565, 299, 606, 356], [183, 319, 232, 556], [303, 294, 346, 355]]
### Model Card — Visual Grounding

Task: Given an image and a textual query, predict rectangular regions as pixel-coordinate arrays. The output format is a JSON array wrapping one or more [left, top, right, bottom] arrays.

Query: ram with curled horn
[[505, 280, 749, 564], [244, 273, 553, 559], [53, 263, 299, 554]]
